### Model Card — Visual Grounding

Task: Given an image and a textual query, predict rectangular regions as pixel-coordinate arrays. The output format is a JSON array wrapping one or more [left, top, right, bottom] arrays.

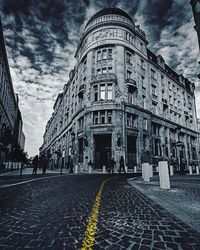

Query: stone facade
[[0, 19, 25, 162], [40, 7, 199, 171]]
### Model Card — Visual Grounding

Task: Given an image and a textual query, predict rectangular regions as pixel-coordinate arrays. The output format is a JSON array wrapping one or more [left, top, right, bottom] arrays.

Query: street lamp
[[176, 140, 183, 174], [70, 131, 75, 173]]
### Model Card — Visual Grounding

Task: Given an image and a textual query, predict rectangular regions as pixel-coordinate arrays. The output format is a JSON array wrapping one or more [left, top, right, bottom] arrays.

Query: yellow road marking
[[81, 179, 108, 249]]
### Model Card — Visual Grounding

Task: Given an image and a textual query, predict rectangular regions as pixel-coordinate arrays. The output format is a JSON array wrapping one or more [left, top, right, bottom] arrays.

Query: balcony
[[152, 94, 158, 103], [91, 73, 117, 84], [162, 98, 168, 108], [78, 84, 85, 97], [126, 78, 137, 89]]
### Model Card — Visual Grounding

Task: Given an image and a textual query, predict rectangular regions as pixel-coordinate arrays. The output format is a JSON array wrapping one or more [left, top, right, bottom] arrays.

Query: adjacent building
[[40, 7, 199, 171], [190, 0, 200, 50], [0, 19, 25, 162]]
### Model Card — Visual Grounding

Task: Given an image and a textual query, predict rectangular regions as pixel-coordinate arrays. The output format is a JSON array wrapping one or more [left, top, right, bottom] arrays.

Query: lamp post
[[176, 140, 183, 174], [70, 131, 75, 173]]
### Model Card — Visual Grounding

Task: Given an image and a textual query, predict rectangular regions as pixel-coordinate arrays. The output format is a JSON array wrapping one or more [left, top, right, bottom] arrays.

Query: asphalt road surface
[[0, 174, 200, 249]]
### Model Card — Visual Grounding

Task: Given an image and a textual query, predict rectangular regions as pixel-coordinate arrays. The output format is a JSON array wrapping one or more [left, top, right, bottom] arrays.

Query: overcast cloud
[[0, 0, 199, 156]]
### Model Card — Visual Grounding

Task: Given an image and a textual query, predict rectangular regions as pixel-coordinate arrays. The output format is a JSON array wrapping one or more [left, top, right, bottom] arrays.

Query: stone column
[[196, 166, 199, 174], [158, 161, 170, 189]]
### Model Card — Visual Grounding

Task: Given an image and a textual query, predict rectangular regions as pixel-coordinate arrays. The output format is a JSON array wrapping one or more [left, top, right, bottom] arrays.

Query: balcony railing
[[152, 94, 158, 101], [162, 98, 168, 108], [78, 84, 85, 97], [91, 73, 117, 84], [126, 78, 137, 88]]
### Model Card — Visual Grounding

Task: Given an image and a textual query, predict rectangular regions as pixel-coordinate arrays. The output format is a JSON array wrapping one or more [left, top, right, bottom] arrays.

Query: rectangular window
[[152, 85, 156, 95], [142, 95, 146, 109], [108, 49, 112, 59], [108, 67, 112, 73], [97, 68, 101, 75], [97, 51, 101, 61], [126, 52, 131, 63], [127, 70, 132, 79], [107, 111, 112, 123], [102, 49, 107, 60], [141, 59, 145, 69], [107, 84, 112, 100], [151, 69, 156, 78], [142, 76, 145, 88], [100, 85, 106, 100], [102, 67, 107, 74], [93, 112, 98, 124], [94, 85, 98, 102], [143, 118, 148, 130], [127, 113, 131, 126], [100, 111, 105, 124]]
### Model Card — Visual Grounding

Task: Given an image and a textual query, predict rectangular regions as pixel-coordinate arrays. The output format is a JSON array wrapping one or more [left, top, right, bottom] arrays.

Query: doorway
[[127, 135, 137, 168], [94, 134, 112, 169]]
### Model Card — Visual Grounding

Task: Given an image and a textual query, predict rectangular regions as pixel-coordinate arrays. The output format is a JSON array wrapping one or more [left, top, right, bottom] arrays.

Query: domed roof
[[85, 7, 134, 28]]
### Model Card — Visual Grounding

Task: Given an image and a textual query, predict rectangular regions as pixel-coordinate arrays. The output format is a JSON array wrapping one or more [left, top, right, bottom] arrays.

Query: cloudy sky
[[0, 0, 199, 156]]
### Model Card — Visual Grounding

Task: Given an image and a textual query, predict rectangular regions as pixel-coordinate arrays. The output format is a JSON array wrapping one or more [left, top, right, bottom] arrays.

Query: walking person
[[42, 154, 48, 174], [119, 156, 126, 174], [110, 157, 116, 174], [32, 155, 39, 175]]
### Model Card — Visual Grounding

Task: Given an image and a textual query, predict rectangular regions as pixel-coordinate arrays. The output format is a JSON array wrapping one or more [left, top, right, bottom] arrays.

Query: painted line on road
[[81, 178, 109, 249], [0, 175, 62, 189]]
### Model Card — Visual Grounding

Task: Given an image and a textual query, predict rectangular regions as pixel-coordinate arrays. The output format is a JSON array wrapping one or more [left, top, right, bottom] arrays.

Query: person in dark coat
[[32, 155, 39, 175], [119, 156, 126, 174], [41, 154, 48, 174], [110, 157, 116, 174]]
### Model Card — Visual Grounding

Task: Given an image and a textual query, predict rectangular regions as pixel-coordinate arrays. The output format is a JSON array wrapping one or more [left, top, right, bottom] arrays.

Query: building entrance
[[94, 134, 112, 169], [127, 135, 137, 168]]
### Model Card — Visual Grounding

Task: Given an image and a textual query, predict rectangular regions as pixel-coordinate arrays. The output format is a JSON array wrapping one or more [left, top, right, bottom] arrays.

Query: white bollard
[[196, 166, 199, 174], [103, 165, 106, 173], [142, 163, 150, 182], [189, 166, 192, 175], [88, 166, 92, 174], [74, 164, 78, 174], [134, 166, 137, 173], [170, 165, 174, 176], [149, 164, 153, 178], [125, 166, 128, 173], [9, 162, 12, 169], [158, 161, 170, 189]]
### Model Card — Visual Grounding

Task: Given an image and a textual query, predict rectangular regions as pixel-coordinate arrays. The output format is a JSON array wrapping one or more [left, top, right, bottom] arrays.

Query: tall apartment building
[[40, 7, 199, 170], [0, 19, 25, 162], [190, 0, 200, 49]]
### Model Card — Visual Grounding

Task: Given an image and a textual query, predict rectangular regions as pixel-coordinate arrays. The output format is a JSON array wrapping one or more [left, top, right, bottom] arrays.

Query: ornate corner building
[[0, 19, 25, 162], [40, 7, 199, 170]]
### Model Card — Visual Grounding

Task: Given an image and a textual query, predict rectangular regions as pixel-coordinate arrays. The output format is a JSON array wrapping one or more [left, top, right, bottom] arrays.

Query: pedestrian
[[32, 155, 39, 175], [42, 154, 48, 174], [110, 157, 116, 174], [119, 156, 126, 174]]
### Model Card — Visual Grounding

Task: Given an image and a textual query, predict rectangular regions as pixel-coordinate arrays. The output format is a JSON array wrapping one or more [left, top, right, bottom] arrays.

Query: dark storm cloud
[[0, 0, 199, 156]]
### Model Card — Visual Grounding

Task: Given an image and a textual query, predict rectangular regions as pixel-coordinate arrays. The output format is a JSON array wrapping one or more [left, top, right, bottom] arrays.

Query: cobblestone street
[[0, 174, 200, 249]]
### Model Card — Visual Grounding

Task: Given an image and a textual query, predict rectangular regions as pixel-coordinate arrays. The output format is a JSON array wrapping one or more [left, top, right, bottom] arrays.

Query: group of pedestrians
[[32, 154, 48, 175], [107, 156, 126, 174]]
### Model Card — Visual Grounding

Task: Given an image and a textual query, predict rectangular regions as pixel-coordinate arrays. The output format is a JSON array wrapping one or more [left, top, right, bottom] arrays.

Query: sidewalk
[[128, 175, 200, 233]]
